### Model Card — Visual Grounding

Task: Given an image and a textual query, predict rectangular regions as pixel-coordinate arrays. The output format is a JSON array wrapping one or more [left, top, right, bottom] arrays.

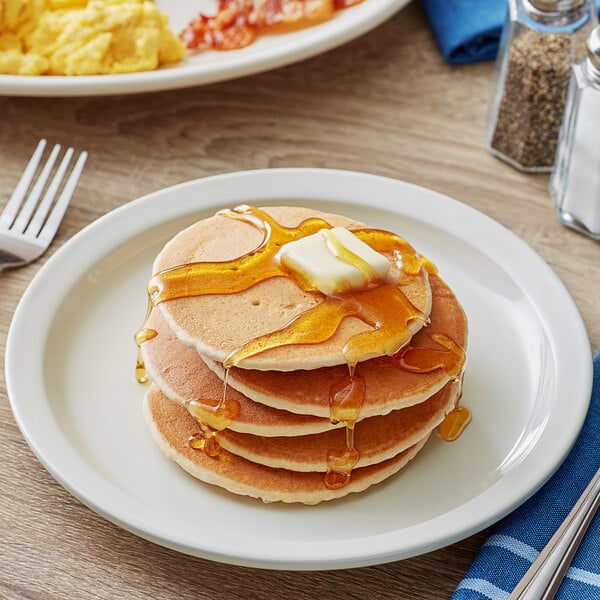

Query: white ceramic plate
[[0, 0, 409, 97], [6, 169, 593, 570]]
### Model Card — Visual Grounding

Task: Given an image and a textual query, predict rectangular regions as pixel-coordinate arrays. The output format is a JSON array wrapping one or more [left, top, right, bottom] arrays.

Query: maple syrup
[[395, 332, 470, 442], [326, 378, 364, 488], [185, 369, 240, 456], [420, 255, 438, 275], [189, 431, 221, 457], [134, 296, 158, 384], [148, 206, 426, 368], [135, 206, 469, 489], [329, 374, 366, 425], [437, 376, 471, 442], [393, 332, 465, 382], [325, 444, 359, 489], [187, 397, 240, 432], [133, 327, 157, 383], [437, 405, 472, 442]]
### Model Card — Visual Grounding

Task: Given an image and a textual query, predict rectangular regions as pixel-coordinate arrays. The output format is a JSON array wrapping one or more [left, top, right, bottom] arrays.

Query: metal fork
[[0, 139, 87, 270], [509, 463, 600, 599]]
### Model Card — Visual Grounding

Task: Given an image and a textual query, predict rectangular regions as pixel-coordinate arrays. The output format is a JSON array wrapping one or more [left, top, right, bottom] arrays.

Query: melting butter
[[277, 227, 391, 296]]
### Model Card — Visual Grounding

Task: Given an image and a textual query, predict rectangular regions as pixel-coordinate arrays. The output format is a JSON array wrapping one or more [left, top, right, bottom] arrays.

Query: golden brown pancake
[[144, 385, 429, 505], [137, 205, 470, 505], [141, 308, 337, 436], [204, 274, 467, 418], [151, 206, 433, 371], [216, 380, 460, 472]]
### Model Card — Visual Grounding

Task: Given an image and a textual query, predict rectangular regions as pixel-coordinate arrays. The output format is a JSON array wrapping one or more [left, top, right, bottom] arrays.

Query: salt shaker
[[550, 25, 600, 239], [487, 0, 597, 172]]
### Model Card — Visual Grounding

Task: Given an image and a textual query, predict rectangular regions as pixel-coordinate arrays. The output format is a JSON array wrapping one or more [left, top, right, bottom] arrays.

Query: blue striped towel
[[420, 0, 600, 64], [453, 351, 600, 599]]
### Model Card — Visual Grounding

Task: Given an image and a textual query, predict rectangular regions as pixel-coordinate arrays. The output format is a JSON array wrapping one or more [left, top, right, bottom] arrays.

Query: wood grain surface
[[1, 3, 598, 599]]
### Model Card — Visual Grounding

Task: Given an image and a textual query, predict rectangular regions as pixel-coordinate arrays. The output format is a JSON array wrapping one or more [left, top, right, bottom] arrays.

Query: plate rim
[[0, 0, 409, 97], [5, 167, 593, 569]]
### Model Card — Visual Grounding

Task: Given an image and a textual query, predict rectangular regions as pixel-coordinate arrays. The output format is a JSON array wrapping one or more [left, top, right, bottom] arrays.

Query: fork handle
[[508, 465, 600, 599]]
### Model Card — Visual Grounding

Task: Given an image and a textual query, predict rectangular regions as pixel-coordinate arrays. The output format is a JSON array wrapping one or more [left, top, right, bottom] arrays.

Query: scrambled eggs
[[0, 0, 185, 75]]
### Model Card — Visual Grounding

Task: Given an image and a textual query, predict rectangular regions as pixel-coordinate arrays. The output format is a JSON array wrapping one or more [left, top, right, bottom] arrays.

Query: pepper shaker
[[550, 25, 600, 239], [487, 0, 597, 172]]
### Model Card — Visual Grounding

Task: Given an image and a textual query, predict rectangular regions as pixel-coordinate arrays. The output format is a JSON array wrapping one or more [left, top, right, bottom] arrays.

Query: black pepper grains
[[490, 32, 575, 169], [487, 0, 596, 172]]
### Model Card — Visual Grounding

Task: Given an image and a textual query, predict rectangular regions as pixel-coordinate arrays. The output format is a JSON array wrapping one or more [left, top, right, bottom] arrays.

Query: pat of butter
[[278, 227, 390, 295]]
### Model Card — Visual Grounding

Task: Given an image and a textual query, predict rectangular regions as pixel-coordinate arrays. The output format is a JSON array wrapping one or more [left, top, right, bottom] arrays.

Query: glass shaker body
[[487, 0, 597, 172], [550, 34, 600, 239]]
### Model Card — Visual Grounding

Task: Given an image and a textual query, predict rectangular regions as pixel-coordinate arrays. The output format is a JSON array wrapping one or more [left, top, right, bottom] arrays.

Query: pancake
[[144, 385, 429, 505], [141, 308, 337, 436], [151, 206, 433, 371], [137, 205, 471, 505], [204, 273, 467, 418], [216, 380, 460, 472]]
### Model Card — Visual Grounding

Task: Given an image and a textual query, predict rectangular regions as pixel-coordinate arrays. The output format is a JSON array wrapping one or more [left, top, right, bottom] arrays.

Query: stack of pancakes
[[138, 206, 468, 504]]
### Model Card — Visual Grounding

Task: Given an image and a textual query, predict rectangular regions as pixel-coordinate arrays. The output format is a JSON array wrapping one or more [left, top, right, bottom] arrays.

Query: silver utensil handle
[[508, 465, 600, 599]]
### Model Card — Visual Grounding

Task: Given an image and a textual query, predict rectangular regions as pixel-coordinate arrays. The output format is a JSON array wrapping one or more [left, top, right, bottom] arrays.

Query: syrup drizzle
[[133, 298, 157, 384], [354, 229, 422, 275], [224, 283, 425, 369], [325, 373, 364, 487], [437, 375, 471, 442], [392, 333, 466, 382], [438, 404, 471, 442], [148, 206, 333, 304], [135, 206, 470, 488], [187, 370, 240, 457], [148, 206, 423, 303], [420, 255, 438, 275], [323, 229, 381, 284], [394, 333, 470, 442]]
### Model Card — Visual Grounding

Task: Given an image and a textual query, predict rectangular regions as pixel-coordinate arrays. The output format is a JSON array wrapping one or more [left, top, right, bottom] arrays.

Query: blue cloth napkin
[[453, 350, 600, 599], [420, 0, 600, 64], [420, 0, 507, 63]]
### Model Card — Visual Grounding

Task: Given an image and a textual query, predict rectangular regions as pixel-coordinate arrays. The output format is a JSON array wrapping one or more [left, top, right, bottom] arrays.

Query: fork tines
[[1, 139, 88, 240]]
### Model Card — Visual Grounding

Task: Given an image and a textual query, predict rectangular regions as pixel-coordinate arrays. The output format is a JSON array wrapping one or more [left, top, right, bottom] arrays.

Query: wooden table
[[1, 3, 598, 599]]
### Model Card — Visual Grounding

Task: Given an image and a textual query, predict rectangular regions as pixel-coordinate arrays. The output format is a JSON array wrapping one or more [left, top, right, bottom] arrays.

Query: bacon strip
[[180, 0, 364, 51]]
